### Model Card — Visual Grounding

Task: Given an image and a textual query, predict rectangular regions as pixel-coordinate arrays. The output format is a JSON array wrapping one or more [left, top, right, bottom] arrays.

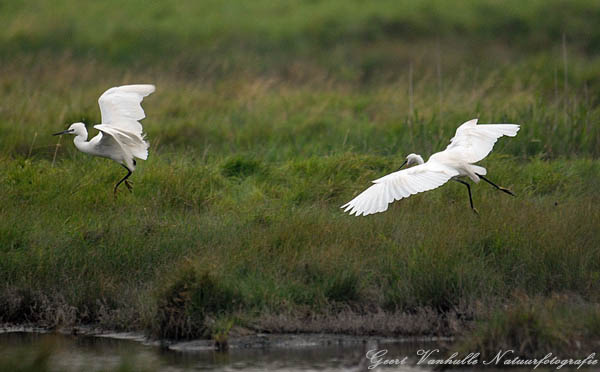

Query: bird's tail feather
[[471, 165, 487, 176]]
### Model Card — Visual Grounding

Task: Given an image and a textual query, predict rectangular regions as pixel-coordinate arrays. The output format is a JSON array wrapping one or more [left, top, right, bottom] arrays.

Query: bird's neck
[[73, 133, 91, 153]]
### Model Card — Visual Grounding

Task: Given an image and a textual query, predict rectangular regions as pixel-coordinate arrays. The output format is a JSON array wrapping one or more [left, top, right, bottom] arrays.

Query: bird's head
[[406, 153, 424, 165], [53, 122, 86, 136], [399, 153, 424, 169]]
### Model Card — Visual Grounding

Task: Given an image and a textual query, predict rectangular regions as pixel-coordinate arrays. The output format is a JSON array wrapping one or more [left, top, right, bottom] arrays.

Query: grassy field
[[1, 0, 600, 360]]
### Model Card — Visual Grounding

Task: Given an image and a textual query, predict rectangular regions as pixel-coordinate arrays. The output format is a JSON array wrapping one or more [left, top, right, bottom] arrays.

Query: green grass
[[457, 294, 600, 360], [1, 155, 598, 336], [0, 0, 599, 358]]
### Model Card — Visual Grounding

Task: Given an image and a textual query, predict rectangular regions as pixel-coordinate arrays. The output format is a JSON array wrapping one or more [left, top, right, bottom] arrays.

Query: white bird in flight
[[53, 84, 155, 195], [341, 119, 519, 216]]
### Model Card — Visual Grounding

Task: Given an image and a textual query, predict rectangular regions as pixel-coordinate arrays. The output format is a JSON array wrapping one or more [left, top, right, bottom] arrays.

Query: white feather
[[341, 162, 459, 216], [444, 118, 520, 163], [55, 84, 155, 192], [341, 118, 520, 216], [98, 84, 155, 136]]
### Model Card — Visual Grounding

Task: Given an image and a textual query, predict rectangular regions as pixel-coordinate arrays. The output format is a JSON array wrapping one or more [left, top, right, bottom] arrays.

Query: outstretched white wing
[[444, 118, 519, 163], [98, 84, 155, 135], [341, 162, 459, 216], [94, 124, 149, 163]]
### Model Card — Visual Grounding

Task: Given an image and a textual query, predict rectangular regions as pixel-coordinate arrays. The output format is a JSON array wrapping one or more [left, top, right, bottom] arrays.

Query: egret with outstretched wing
[[53, 84, 155, 194], [341, 119, 519, 216]]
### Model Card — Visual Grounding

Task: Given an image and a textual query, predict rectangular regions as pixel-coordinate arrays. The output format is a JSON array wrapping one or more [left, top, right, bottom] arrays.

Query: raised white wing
[[444, 118, 519, 163], [92, 129, 123, 161], [94, 124, 149, 162], [341, 162, 459, 216], [98, 84, 155, 135]]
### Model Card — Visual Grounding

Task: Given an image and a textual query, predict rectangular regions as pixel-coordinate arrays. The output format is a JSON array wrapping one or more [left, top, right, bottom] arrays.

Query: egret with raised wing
[[341, 119, 519, 216], [53, 84, 155, 195]]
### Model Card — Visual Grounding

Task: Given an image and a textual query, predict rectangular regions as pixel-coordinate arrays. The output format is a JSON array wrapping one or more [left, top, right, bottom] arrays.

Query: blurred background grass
[[1, 0, 599, 357]]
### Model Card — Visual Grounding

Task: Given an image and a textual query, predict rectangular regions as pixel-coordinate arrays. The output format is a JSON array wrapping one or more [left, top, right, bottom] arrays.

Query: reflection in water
[[0, 332, 431, 372], [0, 332, 535, 372]]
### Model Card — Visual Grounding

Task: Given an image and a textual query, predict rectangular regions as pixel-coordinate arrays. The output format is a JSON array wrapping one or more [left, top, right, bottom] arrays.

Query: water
[[0, 331, 438, 371], [0, 331, 566, 371]]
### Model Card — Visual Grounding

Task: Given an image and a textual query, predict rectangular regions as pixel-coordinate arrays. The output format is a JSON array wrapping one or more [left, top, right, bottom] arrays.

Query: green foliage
[[0, 0, 599, 357], [0, 153, 599, 341], [458, 295, 600, 359], [154, 264, 241, 340], [325, 272, 361, 303], [2, 1, 600, 64], [221, 156, 262, 178], [210, 316, 235, 351]]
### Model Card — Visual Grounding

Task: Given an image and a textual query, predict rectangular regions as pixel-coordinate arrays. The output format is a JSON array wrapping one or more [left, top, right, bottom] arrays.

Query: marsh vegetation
[[1, 0, 599, 362]]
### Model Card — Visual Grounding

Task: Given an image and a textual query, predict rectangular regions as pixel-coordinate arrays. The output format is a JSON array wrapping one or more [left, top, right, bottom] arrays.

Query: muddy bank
[[0, 288, 470, 339], [164, 333, 452, 353], [0, 325, 453, 352], [0, 324, 453, 353], [3, 291, 599, 360]]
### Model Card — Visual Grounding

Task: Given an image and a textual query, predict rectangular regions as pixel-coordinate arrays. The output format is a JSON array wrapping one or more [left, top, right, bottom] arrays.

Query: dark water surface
[[0, 331, 429, 371], [0, 331, 560, 371]]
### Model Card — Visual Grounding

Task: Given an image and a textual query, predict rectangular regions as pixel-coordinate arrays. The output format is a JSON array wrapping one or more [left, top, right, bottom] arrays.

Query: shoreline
[[0, 324, 453, 353]]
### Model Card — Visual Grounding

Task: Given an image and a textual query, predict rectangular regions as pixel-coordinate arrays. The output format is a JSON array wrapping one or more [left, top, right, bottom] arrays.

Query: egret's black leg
[[114, 166, 133, 195], [454, 179, 478, 214], [125, 160, 136, 191], [477, 174, 515, 196]]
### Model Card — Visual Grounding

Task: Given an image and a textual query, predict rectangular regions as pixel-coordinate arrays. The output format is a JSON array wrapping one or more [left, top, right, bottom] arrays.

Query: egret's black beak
[[398, 159, 408, 170], [52, 129, 73, 136]]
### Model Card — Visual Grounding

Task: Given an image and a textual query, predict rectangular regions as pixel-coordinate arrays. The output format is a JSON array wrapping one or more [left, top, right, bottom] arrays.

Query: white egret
[[341, 118, 519, 216], [53, 84, 155, 194]]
